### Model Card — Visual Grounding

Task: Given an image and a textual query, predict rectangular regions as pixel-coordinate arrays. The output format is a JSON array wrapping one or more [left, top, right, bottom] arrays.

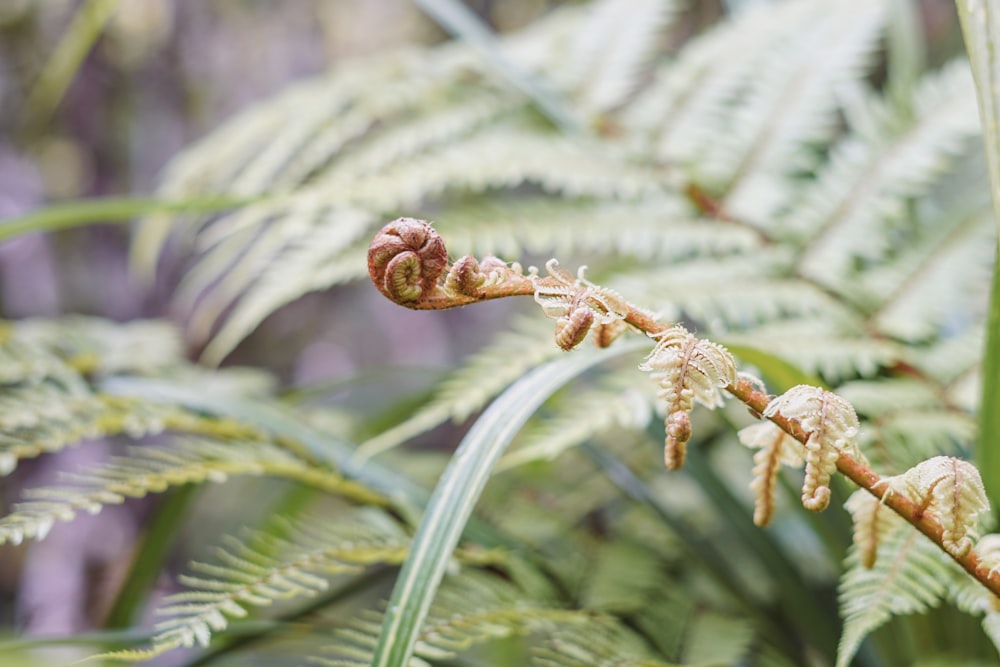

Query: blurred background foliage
[[0, 0, 580, 644]]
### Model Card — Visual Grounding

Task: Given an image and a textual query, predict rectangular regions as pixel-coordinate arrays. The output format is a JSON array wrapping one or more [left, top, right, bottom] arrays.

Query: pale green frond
[[680, 612, 755, 667], [0, 386, 176, 477], [836, 378, 941, 416], [724, 323, 904, 384], [719, 0, 887, 219], [790, 60, 981, 287], [871, 211, 995, 341], [433, 199, 765, 263], [864, 411, 977, 470], [564, 0, 680, 114], [837, 526, 962, 667], [627, 0, 833, 167], [5, 316, 184, 376], [913, 326, 984, 386], [353, 316, 559, 461], [0, 438, 386, 546], [499, 370, 653, 470], [99, 509, 408, 662]]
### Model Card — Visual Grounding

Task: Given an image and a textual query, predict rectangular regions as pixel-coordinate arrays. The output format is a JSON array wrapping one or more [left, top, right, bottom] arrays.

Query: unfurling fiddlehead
[[367, 218, 449, 303], [366, 219, 1000, 599]]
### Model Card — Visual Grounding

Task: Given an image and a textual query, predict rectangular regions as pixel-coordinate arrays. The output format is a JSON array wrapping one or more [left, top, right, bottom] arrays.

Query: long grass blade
[[956, 0, 1000, 512], [370, 342, 642, 667]]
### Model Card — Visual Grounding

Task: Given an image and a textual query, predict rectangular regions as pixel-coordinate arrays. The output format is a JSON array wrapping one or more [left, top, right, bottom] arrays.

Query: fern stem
[[371, 223, 1000, 600]]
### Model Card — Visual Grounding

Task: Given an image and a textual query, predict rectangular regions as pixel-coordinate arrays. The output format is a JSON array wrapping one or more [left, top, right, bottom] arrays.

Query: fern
[[0, 438, 385, 547], [99, 509, 411, 661], [837, 527, 964, 667]]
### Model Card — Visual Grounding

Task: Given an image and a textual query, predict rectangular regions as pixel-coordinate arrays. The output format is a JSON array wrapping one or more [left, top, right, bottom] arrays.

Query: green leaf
[[370, 342, 643, 667], [956, 0, 1000, 512]]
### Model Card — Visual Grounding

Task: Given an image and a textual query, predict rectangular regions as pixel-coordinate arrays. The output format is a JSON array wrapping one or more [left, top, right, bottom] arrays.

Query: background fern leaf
[[837, 525, 964, 667], [0, 438, 385, 546]]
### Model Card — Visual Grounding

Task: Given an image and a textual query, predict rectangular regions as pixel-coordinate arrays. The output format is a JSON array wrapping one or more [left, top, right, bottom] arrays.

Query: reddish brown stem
[[368, 220, 1000, 599]]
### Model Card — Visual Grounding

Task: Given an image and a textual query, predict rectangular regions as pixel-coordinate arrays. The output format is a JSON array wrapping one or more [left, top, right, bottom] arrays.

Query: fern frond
[[563, 0, 679, 114], [837, 527, 961, 667], [719, 0, 887, 218], [0, 387, 177, 477], [629, 0, 834, 167], [433, 198, 763, 262], [99, 509, 408, 661], [789, 60, 980, 287], [763, 385, 861, 511], [578, 540, 670, 614], [0, 438, 386, 546], [871, 210, 994, 341], [724, 323, 904, 383]]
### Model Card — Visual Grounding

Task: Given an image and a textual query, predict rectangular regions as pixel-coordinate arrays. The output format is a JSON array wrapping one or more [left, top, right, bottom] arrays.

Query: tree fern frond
[[0, 386, 176, 477], [871, 210, 994, 341], [564, 0, 679, 114], [0, 438, 386, 546], [836, 377, 942, 416], [354, 316, 559, 461], [724, 323, 903, 384], [628, 0, 833, 167], [837, 526, 961, 667], [99, 509, 408, 661], [865, 411, 977, 470], [433, 199, 764, 263], [719, 0, 887, 218], [836, 379, 975, 468], [790, 60, 980, 287], [6, 316, 184, 376]]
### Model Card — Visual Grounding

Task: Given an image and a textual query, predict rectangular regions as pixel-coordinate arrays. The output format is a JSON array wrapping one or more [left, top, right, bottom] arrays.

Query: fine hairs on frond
[[739, 421, 806, 527], [763, 385, 860, 511], [638, 326, 736, 469], [843, 489, 906, 568], [878, 456, 989, 557]]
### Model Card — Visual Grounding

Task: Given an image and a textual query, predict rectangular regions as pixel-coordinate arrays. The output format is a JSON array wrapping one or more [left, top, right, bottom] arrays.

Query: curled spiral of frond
[[763, 385, 860, 511], [879, 456, 989, 557], [367, 217, 449, 303], [639, 325, 736, 469], [738, 421, 806, 526]]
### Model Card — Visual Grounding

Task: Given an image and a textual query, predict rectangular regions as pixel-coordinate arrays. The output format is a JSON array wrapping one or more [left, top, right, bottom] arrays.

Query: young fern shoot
[[367, 218, 1000, 599]]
